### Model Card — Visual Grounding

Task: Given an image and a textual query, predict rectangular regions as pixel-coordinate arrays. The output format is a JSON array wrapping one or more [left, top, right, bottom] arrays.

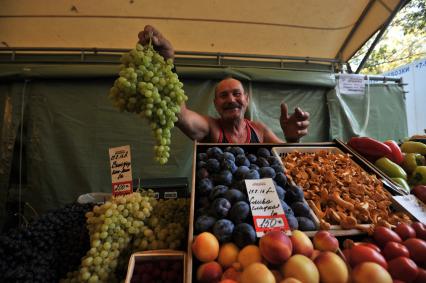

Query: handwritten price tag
[[109, 145, 133, 196], [245, 178, 289, 237], [393, 195, 426, 224], [338, 74, 365, 96]]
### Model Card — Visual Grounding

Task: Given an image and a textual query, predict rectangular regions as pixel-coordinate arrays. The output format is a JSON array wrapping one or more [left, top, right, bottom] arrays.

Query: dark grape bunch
[[0, 203, 94, 283], [130, 259, 183, 283], [108, 42, 188, 165]]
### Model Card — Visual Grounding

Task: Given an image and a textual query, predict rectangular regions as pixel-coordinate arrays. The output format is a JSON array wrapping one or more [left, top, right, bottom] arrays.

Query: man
[[139, 25, 310, 143]]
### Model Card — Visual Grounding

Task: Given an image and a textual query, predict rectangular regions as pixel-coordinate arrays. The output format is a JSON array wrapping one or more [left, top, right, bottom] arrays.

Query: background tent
[[0, 0, 408, 224]]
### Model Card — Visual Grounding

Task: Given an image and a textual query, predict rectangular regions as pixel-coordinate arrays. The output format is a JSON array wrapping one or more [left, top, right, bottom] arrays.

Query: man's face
[[214, 78, 249, 121]]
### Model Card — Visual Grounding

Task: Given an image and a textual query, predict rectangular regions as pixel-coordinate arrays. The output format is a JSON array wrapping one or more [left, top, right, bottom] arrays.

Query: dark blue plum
[[296, 216, 316, 231], [257, 147, 271, 158], [246, 154, 257, 163], [222, 152, 235, 162], [285, 184, 305, 203], [286, 214, 299, 230], [223, 189, 246, 204], [233, 180, 247, 193], [235, 166, 250, 180], [197, 160, 207, 169], [259, 167, 276, 179], [233, 223, 256, 248], [196, 196, 210, 209], [197, 168, 209, 179], [195, 215, 217, 233], [211, 198, 231, 218], [213, 170, 233, 186], [275, 185, 286, 200], [271, 164, 284, 174], [281, 200, 294, 216], [267, 156, 281, 166], [275, 172, 288, 187], [206, 158, 221, 173], [291, 201, 311, 218], [244, 169, 260, 180], [235, 154, 250, 167], [213, 219, 235, 243], [209, 185, 229, 200], [197, 152, 208, 162], [207, 146, 224, 159], [229, 201, 250, 224], [197, 178, 214, 196], [256, 157, 270, 167], [249, 164, 260, 171], [223, 146, 233, 153], [230, 147, 245, 156], [221, 159, 237, 174]]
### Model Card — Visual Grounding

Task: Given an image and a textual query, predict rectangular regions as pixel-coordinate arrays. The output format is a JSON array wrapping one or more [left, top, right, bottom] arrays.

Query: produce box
[[272, 143, 412, 235], [186, 142, 320, 282], [125, 250, 186, 283]]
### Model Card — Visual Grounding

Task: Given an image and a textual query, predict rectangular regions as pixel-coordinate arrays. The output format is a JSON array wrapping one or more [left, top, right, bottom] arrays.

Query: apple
[[382, 241, 410, 260], [394, 223, 416, 240], [412, 222, 426, 241], [349, 245, 388, 269], [388, 256, 418, 283], [412, 185, 426, 203], [403, 238, 426, 266], [373, 226, 402, 247]]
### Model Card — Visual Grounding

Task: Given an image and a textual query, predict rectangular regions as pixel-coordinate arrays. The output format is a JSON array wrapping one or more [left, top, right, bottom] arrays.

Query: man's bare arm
[[176, 103, 211, 141]]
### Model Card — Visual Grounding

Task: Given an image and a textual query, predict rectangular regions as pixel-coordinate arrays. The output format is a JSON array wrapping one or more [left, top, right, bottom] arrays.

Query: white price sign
[[109, 145, 133, 196], [338, 74, 365, 96], [245, 178, 290, 237], [393, 194, 426, 224]]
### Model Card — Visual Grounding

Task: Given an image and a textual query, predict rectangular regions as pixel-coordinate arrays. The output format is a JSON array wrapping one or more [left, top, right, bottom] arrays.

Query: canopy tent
[[0, 0, 407, 63]]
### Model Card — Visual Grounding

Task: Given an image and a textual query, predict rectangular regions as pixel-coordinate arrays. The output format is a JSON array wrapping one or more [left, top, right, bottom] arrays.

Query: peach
[[192, 232, 220, 262], [291, 230, 314, 257], [281, 254, 319, 283], [221, 266, 241, 282], [351, 262, 392, 283], [237, 245, 262, 269], [280, 278, 303, 283], [197, 261, 223, 283], [219, 280, 237, 283], [218, 242, 239, 268], [259, 230, 293, 264], [314, 251, 349, 283], [240, 262, 275, 283], [313, 231, 339, 252]]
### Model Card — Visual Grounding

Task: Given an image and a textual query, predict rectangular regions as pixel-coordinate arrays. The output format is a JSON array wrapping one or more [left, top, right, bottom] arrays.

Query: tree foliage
[[349, 0, 426, 74]]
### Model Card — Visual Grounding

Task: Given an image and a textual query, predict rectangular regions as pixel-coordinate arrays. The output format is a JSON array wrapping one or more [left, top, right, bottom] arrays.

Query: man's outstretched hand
[[280, 102, 310, 143], [138, 25, 175, 60]]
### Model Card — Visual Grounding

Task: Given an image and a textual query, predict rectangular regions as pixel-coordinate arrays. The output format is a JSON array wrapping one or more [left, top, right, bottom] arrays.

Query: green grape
[[108, 42, 188, 165]]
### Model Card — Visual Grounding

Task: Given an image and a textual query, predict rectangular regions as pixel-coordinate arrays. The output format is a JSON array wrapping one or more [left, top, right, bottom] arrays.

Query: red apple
[[373, 226, 402, 247], [394, 223, 416, 240], [412, 222, 426, 241], [388, 257, 418, 283], [382, 241, 410, 260], [404, 238, 426, 266], [349, 245, 388, 269]]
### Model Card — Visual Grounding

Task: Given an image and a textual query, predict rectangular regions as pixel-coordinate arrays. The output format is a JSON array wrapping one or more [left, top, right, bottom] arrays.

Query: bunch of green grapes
[[108, 42, 188, 165], [62, 193, 189, 283]]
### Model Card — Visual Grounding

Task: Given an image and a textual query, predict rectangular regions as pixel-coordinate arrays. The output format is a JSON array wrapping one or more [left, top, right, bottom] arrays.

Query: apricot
[[237, 245, 262, 269], [291, 230, 314, 257], [240, 262, 275, 283], [313, 231, 339, 252], [197, 261, 223, 283], [218, 242, 239, 268], [259, 230, 293, 264], [281, 254, 319, 283], [351, 262, 392, 283], [192, 232, 220, 262], [314, 251, 349, 283]]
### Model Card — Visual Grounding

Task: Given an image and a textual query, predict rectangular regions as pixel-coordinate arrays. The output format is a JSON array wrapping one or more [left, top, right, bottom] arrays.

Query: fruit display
[[108, 41, 188, 164], [342, 222, 426, 283], [61, 191, 189, 282], [347, 137, 426, 195], [191, 229, 350, 283], [0, 203, 94, 283], [194, 145, 317, 247], [279, 148, 411, 230]]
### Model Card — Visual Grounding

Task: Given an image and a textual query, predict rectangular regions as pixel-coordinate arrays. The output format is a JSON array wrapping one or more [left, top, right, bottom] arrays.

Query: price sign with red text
[[245, 178, 290, 237], [109, 145, 133, 196]]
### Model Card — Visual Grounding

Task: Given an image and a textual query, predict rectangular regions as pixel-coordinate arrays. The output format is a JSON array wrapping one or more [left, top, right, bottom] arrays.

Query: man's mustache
[[224, 103, 242, 110]]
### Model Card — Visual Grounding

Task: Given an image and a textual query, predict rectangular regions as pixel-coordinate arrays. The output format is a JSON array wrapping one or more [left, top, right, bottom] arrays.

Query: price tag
[[393, 195, 426, 223], [245, 178, 289, 237], [338, 74, 365, 96], [109, 145, 133, 196]]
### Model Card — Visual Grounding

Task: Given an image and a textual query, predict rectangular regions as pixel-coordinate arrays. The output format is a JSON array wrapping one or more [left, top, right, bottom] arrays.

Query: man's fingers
[[297, 121, 310, 129], [281, 103, 289, 120]]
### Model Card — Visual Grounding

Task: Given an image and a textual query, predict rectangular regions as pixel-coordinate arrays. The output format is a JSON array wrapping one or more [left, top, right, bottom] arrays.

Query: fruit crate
[[186, 142, 321, 282], [272, 143, 413, 235], [125, 250, 186, 283]]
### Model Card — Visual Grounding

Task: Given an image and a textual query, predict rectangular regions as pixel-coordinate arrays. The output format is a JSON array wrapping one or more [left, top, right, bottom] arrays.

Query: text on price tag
[[245, 178, 289, 237], [109, 145, 133, 196]]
